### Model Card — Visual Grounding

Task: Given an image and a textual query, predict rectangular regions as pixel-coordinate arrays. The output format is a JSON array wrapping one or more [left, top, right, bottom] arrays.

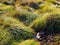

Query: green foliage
[[16, 13, 38, 25], [30, 13, 60, 34], [46, 0, 56, 2], [0, 0, 60, 45], [19, 39, 40, 45], [4, 10, 39, 26], [34, 0, 60, 14], [0, 4, 14, 11], [0, 28, 12, 45], [0, 16, 34, 45], [30, 13, 49, 32]]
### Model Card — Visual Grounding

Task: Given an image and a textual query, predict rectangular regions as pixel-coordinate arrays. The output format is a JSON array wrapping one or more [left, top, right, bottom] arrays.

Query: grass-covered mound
[[30, 13, 60, 35], [3, 10, 39, 26], [0, 16, 34, 45], [19, 39, 40, 45], [13, 12, 39, 26]]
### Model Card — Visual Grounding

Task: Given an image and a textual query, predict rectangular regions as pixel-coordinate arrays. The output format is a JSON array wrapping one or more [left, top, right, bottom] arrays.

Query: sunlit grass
[[19, 39, 40, 45], [0, 0, 60, 45]]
